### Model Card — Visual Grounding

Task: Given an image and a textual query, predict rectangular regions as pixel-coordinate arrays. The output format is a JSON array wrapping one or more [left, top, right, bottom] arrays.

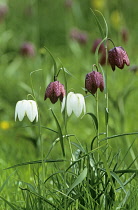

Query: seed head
[[44, 81, 66, 104], [108, 46, 130, 71]]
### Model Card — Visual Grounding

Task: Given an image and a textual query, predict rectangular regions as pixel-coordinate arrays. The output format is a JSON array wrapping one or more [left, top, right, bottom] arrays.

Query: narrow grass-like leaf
[[44, 170, 64, 183], [91, 132, 106, 150], [95, 10, 108, 38], [122, 173, 136, 187], [44, 47, 57, 76], [66, 143, 106, 172], [115, 169, 138, 174], [127, 153, 138, 169], [4, 159, 65, 170], [117, 138, 136, 169], [0, 170, 16, 192], [71, 142, 85, 153], [19, 181, 36, 192], [117, 191, 130, 209], [110, 171, 127, 194], [67, 167, 87, 195], [90, 9, 105, 39], [63, 67, 77, 79], [50, 108, 65, 156], [100, 132, 138, 142], [86, 112, 98, 131], [20, 124, 58, 134], [19, 188, 58, 209], [0, 196, 18, 210]]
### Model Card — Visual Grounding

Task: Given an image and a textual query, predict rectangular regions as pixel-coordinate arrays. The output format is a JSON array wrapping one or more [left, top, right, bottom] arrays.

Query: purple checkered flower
[[85, 71, 104, 95], [108, 46, 130, 71], [44, 81, 66, 104]]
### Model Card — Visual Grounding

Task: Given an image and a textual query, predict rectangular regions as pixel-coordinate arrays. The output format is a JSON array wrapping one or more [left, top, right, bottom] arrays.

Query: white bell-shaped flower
[[15, 100, 38, 122], [62, 92, 86, 117]]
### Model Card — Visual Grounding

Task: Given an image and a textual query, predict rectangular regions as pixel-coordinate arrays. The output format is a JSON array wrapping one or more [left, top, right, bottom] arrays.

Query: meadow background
[[0, 0, 138, 209]]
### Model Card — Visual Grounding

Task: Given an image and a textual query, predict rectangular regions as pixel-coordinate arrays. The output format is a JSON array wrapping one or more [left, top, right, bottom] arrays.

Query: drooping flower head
[[20, 42, 35, 57], [64, 0, 72, 8], [44, 81, 66, 104], [108, 46, 130, 71], [61, 92, 86, 117], [0, 4, 8, 22], [70, 28, 88, 44], [85, 71, 104, 95], [15, 100, 38, 122]]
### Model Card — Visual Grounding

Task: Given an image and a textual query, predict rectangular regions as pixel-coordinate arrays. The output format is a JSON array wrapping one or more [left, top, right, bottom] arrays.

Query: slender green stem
[[105, 39, 109, 141], [96, 91, 100, 162], [104, 37, 109, 210], [30, 70, 45, 194]]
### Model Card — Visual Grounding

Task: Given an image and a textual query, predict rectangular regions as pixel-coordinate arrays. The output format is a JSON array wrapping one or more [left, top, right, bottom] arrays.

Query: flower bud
[[44, 81, 66, 104], [85, 71, 104, 95], [108, 46, 130, 71]]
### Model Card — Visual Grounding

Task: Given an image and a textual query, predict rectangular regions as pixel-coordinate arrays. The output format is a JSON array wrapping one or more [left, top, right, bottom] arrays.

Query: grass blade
[[19, 188, 58, 209], [67, 167, 87, 195], [90, 9, 105, 39], [50, 108, 65, 157], [110, 171, 127, 194], [100, 132, 138, 142], [4, 159, 65, 170], [0, 170, 16, 192], [86, 112, 98, 131], [44, 47, 57, 76], [0, 196, 18, 210]]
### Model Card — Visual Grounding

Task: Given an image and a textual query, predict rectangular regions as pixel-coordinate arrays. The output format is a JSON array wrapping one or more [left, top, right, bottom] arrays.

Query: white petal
[[72, 94, 83, 117], [27, 100, 38, 122], [78, 94, 86, 115], [61, 96, 66, 113], [73, 94, 86, 117], [66, 92, 74, 116], [32, 101, 38, 122], [15, 100, 27, 121]]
